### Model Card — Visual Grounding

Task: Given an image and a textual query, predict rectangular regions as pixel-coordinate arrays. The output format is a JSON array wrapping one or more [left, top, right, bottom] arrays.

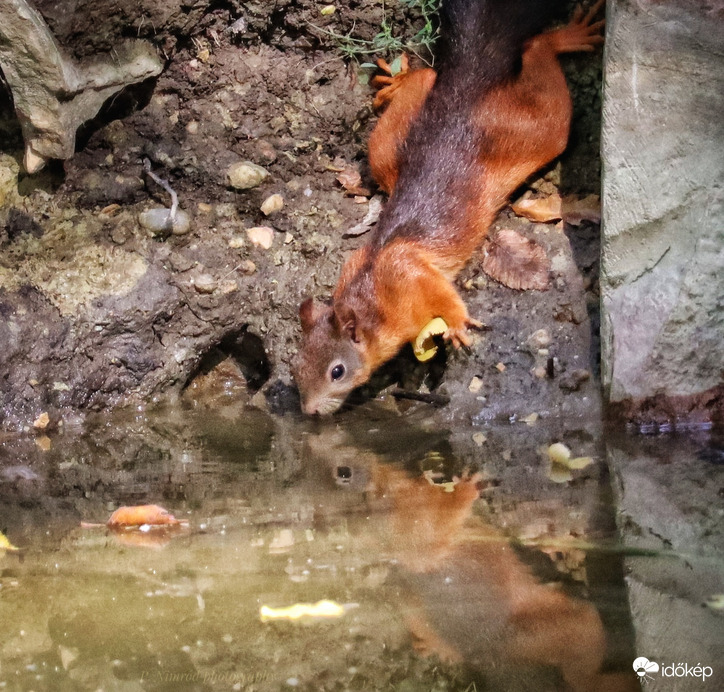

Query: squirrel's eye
[[330, 364, 345, 381]]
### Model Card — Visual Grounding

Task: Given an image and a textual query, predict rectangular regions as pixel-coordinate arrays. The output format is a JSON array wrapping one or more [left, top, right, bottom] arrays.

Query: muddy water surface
[[1, 405, 721, 691]]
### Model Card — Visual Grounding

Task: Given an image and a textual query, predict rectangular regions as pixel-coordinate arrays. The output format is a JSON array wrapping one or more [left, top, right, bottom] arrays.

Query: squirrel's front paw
[[371, 54, 410, 110], [443, 318, 483, 349]]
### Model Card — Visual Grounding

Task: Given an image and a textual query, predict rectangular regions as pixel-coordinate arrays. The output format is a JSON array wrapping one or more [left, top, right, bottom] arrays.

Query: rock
[[0, 0, 162, 172], [193, 274, 217, 294], [227, 161, 269, 190], [601, 0, 724, 422], [559, 369, 590, 392], [526, 328, 552, 352], [138, 208, 191, 236], [260, 193, 284, 216], [246, 226, 274, 249], [0, 153, 20, 208]]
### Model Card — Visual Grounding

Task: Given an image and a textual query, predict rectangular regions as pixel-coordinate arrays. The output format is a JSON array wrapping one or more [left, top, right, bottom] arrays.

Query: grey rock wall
[[601, 0, 724, 421]]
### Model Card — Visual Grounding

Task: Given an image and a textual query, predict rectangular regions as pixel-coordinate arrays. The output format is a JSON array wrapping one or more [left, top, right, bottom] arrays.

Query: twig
[[389, 388, 450, 406], [143, 158, 178, 231]]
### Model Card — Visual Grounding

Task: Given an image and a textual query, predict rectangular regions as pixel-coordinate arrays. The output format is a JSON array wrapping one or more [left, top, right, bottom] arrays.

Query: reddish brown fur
[[295, 2, 604, 414]]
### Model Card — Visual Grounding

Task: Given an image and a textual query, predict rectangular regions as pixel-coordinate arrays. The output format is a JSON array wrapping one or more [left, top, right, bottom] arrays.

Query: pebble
[[227, 161, 269, 189], [193, 274, 217, 294], [472, 432, 487, 447], [220, 279, 238, 294], [468, 376, 483, 393], [260, 193, 284, 216], [246, 226, 274, 249], [239, 260, 257, 275], [33, 412, 50, 430], [139, 208, 191, 235], [527, 328, 552, 350], [228, 237, 245, 249]]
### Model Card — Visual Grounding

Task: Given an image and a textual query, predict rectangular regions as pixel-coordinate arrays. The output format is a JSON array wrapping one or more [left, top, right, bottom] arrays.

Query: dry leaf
[[260, 600, 346, 622], [512, 192, 563, 222], [107, 504, 182, 528], [512, 192, 601, 226], [482, 229, 550, 290], [343, 195, 383, 237], [336, 167, 362, 191]]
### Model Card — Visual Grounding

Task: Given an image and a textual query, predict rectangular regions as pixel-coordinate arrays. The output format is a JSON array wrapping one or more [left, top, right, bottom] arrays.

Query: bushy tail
[[436, 0, 555, 87]]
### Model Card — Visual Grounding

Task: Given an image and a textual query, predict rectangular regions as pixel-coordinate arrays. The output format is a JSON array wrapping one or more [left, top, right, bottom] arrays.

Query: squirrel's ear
[[335, 304, 360, 343], [299, 298, 327, 333]]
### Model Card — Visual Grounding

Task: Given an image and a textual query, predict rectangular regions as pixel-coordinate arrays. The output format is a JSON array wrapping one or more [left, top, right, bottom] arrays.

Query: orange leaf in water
[[107, 504, 181, 528]]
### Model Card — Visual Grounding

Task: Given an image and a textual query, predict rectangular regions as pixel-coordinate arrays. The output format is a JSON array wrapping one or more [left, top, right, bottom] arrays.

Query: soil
[[0, 0, 603, 430]]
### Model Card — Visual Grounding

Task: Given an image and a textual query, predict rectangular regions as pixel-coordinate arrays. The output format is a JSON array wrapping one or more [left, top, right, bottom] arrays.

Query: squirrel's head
[[293, 297, 371, 415]]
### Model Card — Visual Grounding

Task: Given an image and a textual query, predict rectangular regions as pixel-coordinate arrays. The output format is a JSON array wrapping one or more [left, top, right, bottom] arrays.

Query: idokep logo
[[633, 657, 714, 683], [633, 657, 659, 683]]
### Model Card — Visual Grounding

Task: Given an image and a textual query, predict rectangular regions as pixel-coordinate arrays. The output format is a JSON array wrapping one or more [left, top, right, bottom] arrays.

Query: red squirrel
[[295, 0, 604, 415]]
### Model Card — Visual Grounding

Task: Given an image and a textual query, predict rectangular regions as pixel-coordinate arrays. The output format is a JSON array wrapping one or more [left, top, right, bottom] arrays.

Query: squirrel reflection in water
[[369, 465, 639, 692]]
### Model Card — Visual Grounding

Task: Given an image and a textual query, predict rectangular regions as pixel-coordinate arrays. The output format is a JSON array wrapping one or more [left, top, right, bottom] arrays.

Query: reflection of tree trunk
[[376, 466, 639, 692]]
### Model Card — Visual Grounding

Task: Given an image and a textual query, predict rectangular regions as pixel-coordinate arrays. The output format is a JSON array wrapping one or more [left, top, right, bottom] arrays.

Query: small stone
[[186, 120, 199, 134], [193, 274, 217, 294], [527, 328, 552, 350], [533, 366, 547, 379], [246, 226, 274, 249], [228, 236, 245, 249], [521, 412, 539, 426], [239, 260, 257, 275], [138, 208, 191, 236], [495, 362, 506, 372], [220, 279, 238, 294], [468, 376, 483, 393], [227, 161, 269, 190], [197, 202, 212, 214], [472, 432, 487, 447], [284, 232, 294, 244], [320, 5, 336, 15], [559, 369, 591, 392], [35, 435, 52, 452], [260, 193, 284, 216], [33, 412, 50, 430]]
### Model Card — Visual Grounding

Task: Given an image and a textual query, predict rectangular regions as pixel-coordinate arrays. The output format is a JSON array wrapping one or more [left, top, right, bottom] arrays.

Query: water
[[0, 404, 722, 691]]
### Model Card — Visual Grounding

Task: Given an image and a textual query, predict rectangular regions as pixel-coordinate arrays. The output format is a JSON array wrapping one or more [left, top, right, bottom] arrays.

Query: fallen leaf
[[482, 229, 550, 290], [512, 192, 563, 222], [343, 195, 383, 237], [512, 192, 601, 226], [336, 167, 362, 191], [260, 600, 346, 622], [107, 504, 182, 528]]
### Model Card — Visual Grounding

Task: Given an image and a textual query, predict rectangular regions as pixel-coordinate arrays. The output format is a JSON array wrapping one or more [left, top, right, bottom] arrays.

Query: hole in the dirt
[[185, 327, 271, 395], [74, 77, 158, 153]]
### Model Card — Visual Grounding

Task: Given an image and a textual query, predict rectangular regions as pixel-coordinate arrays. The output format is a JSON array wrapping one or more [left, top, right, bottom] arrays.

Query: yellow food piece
[[566, 456, 594, 470], [547, 442, 571, 465], [260, 600, 345, 622], [413, 317, 448, 362], [0, 532, 19, 552]]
